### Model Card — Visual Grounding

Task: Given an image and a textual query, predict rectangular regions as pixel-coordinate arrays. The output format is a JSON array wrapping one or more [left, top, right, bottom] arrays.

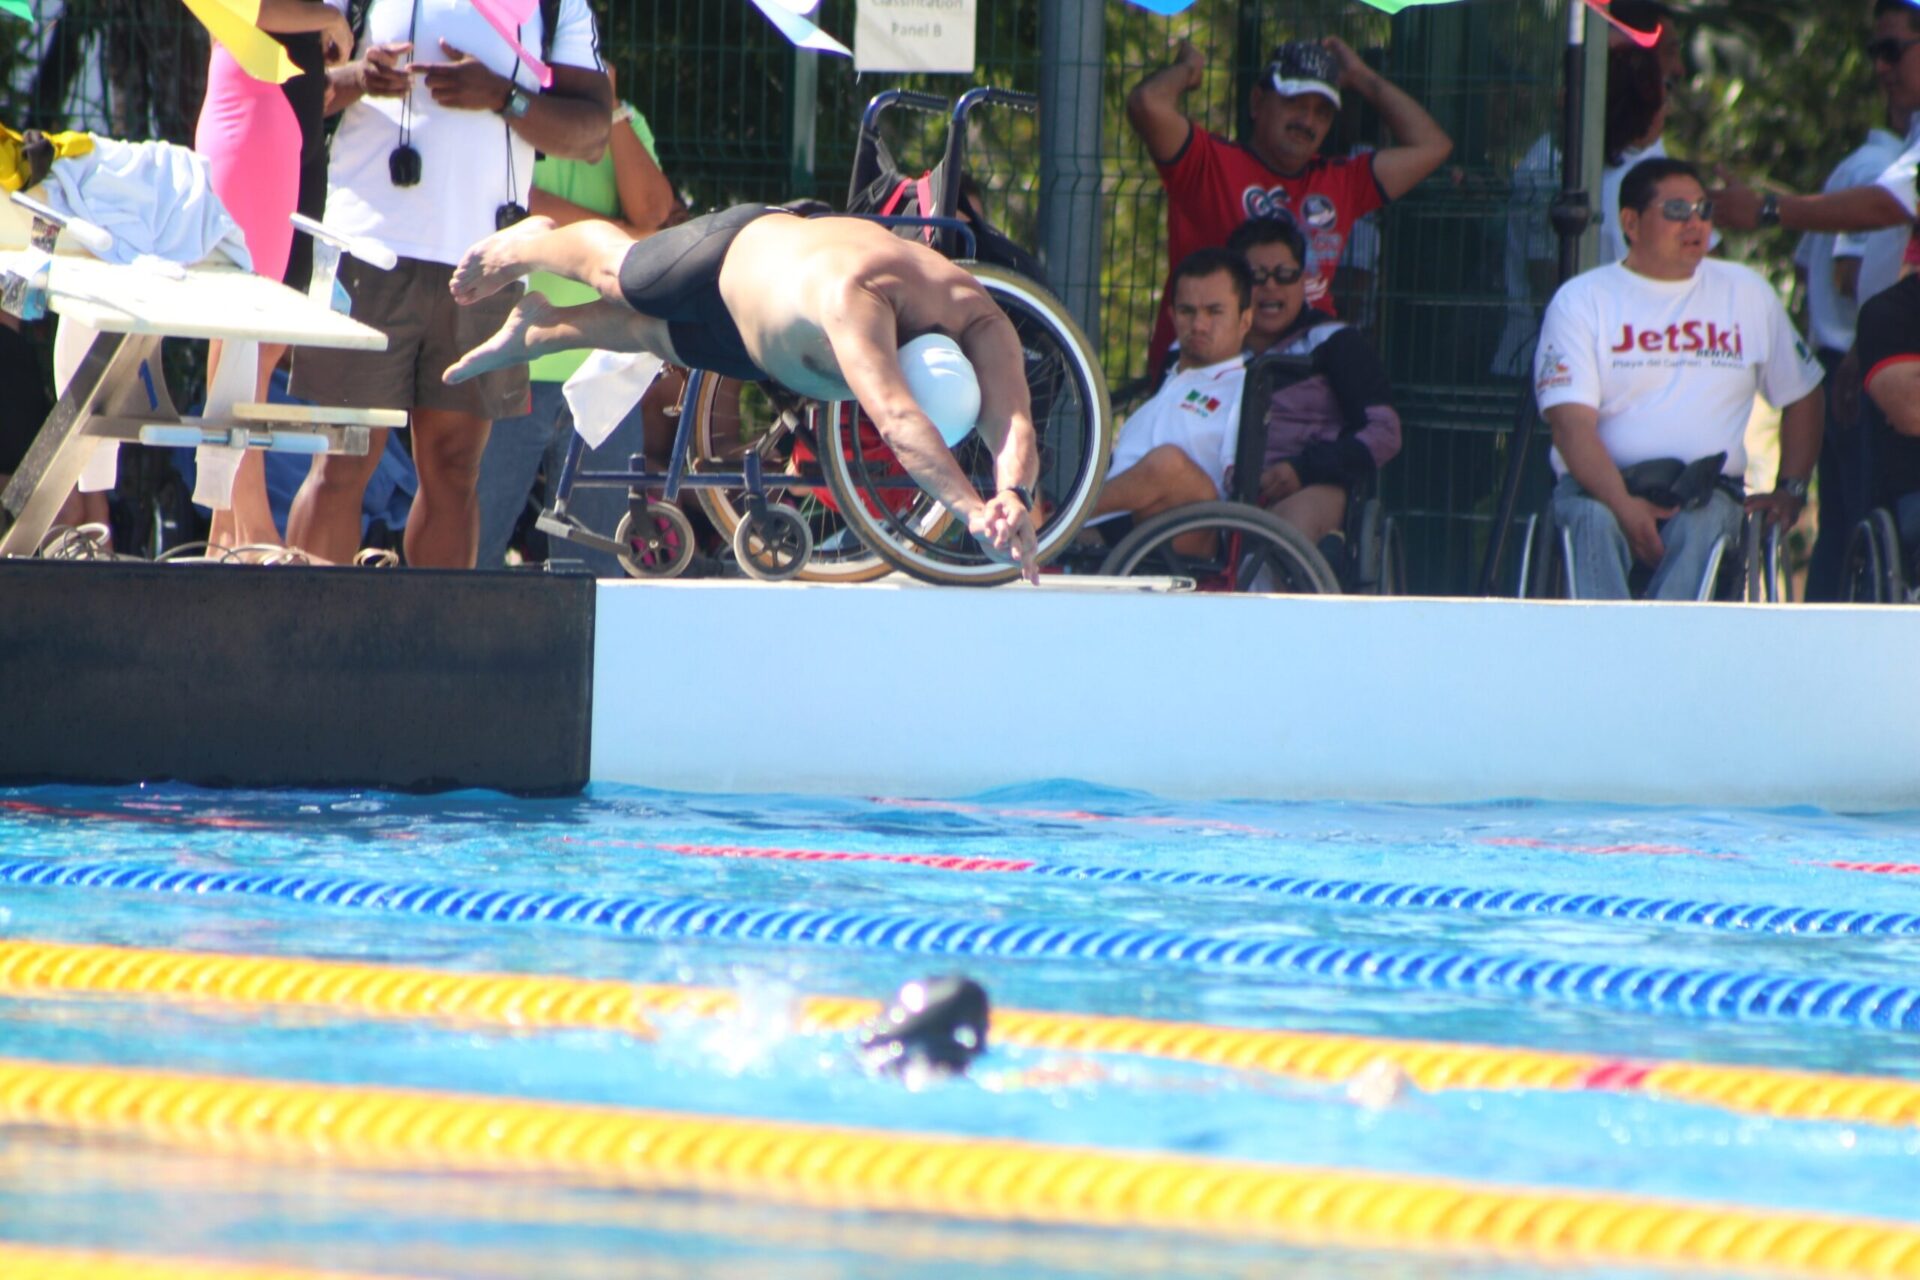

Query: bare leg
[[444, 294, 678, 385], [405, 407, 491, 569], [449, 218, 641, 306], [1269, 484, 1347, 543], [286, 426, 391, 564], [1093, 444, 1218, 521], [207, 340, 290, 550]]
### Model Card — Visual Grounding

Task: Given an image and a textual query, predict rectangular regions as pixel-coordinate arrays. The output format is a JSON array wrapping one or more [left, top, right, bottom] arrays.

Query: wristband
[[1001, 485, 1033, 510], [611, 103, 634, 125], [1757, 193, 1781, 229]]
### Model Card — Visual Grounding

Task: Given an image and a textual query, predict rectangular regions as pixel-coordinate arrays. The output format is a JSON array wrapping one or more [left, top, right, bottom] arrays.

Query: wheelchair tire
[[1525, 512, 1568, 600], [1096, 502, 1342, 594], [732, 503, 814, 582], [821, 263, 1113, 586], [1844, 509, 1907, 603], [614, 505, 697, 579], [686, 375, 892, 583], [1381, 514, 1407, 595]]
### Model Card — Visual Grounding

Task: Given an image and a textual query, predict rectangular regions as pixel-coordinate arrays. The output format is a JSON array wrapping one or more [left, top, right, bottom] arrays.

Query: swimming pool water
[[3, 780, 1920, 1277]]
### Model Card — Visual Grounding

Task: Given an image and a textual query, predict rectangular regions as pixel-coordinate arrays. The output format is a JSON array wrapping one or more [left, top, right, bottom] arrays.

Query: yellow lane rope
[[0, 1143, 1279, 1280], [0, 1242, 424, 1280], [5, 938, 1920, 1130], [2, 1057, 1918, 1276]]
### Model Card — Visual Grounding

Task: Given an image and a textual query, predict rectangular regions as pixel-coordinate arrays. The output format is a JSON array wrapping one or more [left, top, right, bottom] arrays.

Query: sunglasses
[[1652, 197, 1715, 223], [1249, 264, 1305, 286], [1868, 35, 1920, 64]]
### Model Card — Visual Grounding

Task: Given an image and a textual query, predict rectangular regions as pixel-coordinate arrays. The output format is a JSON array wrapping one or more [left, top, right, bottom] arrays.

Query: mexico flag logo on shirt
[[1182, 389, 1223, 415]]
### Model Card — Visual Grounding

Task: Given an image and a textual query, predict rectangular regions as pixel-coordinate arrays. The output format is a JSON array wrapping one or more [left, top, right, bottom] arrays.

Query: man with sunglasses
[[1127, 35, 1450, 375], [1538, 159, 1824, 601], [1717, 1, 1920, 239], [1791, 27, 1917, 598]]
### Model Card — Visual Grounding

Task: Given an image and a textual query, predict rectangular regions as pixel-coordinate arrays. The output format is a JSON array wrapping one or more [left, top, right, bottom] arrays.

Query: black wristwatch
[[1757, 193, 1781, 229], [500, 86, 533, 120], [1001, 485, 1033, 510], [1777, 476, 1809, 501]]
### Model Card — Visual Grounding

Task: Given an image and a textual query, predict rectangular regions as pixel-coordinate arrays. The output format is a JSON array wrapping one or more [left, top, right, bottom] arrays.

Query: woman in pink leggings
[[194, 0, 351, 551]]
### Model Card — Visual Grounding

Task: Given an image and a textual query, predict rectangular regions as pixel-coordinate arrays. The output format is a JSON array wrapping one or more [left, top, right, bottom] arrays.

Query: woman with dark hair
[[193, 0, 352, 551], [1598, 45, 1669, 265]]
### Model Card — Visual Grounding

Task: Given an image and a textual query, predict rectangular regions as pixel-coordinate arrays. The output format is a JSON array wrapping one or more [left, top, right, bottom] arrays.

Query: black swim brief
[[616, 204, 791, 382]]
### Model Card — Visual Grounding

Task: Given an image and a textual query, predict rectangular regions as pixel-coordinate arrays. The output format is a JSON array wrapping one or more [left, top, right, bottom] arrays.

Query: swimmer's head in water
[[859, 975, 990, 1076], [897, 334, 981, 447]]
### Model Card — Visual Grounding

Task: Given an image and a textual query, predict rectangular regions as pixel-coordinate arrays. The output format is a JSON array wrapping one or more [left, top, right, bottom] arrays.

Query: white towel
[[562, 349, 664, 448], [43, 137, 251, 270]]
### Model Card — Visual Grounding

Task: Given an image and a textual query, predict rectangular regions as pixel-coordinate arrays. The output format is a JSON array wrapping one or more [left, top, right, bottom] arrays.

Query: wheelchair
[[1842, 504, 1917, 603], [1516, 496, 1787, 602], [1090, 352, 1405, 595], [538, 88, 1112, 587]]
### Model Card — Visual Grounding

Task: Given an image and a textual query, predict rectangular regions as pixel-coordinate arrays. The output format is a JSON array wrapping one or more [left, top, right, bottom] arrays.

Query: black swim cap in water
[[860, 975, 990, 1075]]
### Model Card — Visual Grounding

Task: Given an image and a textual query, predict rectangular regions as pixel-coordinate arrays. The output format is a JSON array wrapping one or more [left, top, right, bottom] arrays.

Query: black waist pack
[[1618, 453, 1739, 509]]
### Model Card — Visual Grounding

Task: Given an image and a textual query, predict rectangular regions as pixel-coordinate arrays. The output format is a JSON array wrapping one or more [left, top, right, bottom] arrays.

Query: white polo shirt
[[322, 0, 602, 265], [1107, 355, 1248, 498]]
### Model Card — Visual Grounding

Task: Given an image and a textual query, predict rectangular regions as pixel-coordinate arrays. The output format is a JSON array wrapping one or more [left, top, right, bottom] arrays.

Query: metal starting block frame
[[0, 193, 395, 558]]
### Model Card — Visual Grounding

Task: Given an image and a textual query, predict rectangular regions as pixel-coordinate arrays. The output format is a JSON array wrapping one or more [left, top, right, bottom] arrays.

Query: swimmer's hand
[[970, 490, 1040, 585]]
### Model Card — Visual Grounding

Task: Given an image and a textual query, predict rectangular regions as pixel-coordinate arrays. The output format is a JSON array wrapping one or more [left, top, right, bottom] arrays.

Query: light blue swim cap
[[897, 333, 981, 447]]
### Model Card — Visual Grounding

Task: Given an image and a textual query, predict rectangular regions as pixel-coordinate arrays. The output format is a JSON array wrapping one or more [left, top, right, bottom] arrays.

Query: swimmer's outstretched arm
[[824, 283, 1040, 580], [951, 305, 1040, 539]]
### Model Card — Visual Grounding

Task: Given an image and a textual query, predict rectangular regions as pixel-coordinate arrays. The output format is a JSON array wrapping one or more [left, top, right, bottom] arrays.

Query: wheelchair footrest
[[535, 512, 628, 559]]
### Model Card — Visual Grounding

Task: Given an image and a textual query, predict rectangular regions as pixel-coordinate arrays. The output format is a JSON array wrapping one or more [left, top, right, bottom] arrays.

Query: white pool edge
[[591, 581, 1920, 811]]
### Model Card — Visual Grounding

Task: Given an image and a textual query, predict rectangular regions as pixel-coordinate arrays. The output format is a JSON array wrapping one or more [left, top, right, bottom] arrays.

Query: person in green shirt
[[475, 70, 676, 573]]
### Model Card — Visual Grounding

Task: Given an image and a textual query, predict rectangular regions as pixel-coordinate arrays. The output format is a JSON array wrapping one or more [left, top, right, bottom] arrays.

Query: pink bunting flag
[[470, 0, 551, 87]]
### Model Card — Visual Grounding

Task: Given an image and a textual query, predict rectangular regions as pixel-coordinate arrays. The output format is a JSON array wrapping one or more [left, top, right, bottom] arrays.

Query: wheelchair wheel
[[822, 263, 1112, 585], [732, 503, 813, 582], [1097, 502, 1342, 594], [1351, 498, 1405, 595], [687, 375, 891, 583], [1844, 509, 1907, 603], [614, 505, 696, 579], [1524, 512, 1568, 599]]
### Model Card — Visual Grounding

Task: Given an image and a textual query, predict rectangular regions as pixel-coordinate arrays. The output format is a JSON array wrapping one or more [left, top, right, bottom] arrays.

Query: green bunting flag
[[0, 0, 35, 22]]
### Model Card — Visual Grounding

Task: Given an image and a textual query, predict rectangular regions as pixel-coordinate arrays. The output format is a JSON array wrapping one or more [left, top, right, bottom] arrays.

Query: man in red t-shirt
[[1128, 36, 1452, 373]]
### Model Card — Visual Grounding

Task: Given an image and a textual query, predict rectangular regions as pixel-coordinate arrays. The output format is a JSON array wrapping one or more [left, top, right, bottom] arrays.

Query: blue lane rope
[[1026, 862, 1920, 936], [4, 857, 1918, 1031]]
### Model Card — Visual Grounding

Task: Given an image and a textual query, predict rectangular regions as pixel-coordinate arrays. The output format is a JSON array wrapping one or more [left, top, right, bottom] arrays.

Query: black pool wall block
[[0, 561, 594, 795]]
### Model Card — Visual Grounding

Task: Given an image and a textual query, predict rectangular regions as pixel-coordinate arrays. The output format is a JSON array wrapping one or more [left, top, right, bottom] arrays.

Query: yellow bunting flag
[[180, 0, 299, 84]]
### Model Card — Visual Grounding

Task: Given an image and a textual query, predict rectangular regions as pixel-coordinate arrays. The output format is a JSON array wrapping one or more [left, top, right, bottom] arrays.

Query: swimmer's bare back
[[721, 214, 1042, 581], [718, 215, 1018, 408]]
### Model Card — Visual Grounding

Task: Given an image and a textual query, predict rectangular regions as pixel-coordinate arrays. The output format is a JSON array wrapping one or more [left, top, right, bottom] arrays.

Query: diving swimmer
[[443, 206, 1043, 580]]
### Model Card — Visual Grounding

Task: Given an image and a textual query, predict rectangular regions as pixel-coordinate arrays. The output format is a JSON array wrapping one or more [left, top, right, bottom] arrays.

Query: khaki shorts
[[291, 255, 529, 421]]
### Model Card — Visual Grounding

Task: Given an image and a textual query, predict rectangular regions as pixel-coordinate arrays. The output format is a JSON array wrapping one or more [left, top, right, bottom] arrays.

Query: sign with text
[[854, 0, 975, 74]]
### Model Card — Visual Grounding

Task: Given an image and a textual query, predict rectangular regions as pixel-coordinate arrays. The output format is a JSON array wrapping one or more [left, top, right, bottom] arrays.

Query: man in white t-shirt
[[285, 0, 609, 567], [1536, 158, 1824, 600], [1090, 248, 1252, 534]]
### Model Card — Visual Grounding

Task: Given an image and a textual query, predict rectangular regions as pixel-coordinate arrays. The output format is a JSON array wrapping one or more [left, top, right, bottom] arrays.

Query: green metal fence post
[[1039, 0, 1105, 337], [789, 46, 819, 198]]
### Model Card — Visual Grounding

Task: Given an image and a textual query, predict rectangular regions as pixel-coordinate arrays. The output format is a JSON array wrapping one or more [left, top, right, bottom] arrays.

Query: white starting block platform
[[0, 208, 391, 557]]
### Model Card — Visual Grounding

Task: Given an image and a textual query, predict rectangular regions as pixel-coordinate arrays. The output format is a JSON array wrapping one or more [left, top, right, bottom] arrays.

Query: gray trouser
[[1550, 472, 1743, 601]]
